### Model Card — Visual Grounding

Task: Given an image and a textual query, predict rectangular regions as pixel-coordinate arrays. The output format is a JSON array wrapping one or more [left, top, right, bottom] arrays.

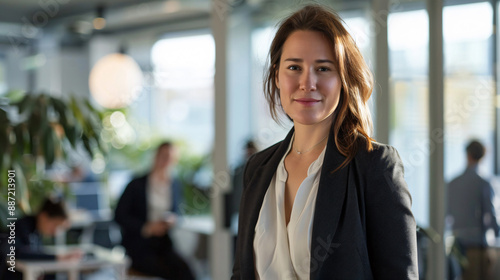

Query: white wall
[[1, 45, 30, 93]]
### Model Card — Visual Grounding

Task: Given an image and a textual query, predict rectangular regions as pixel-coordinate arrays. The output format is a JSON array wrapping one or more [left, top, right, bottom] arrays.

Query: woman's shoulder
[[354, 137, 403, 170], [353, 138, 409, 200], [123, 174, 148, 191]]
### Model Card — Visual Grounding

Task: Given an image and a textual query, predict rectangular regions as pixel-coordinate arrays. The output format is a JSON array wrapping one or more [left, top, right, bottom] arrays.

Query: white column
[[5, 46, 30, 92], [427, 0, 446, 279], [227, 8, 252, 167], [36, 33, 62, 95], [210, 0, 232, 279], [373, 0, 390, 144], [492, 0, 500, 174]]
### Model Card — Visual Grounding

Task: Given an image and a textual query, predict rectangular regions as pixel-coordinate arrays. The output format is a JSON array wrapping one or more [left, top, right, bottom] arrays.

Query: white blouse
[[147, 175, 172, 222], [254, 136, 326, 280]]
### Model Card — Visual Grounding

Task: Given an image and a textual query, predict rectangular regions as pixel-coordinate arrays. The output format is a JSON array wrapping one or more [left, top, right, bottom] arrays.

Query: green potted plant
[[0, 90, 104, 226]]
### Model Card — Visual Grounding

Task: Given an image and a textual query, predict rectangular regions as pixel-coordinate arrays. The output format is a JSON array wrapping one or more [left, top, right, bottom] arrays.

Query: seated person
[[115, 141, 194, 280], [8, 198, 82, 280]]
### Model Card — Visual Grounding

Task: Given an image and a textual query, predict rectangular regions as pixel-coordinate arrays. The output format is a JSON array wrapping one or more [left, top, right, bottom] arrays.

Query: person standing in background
[[447, 140, 500, 280], [115, 141, 194, 280]]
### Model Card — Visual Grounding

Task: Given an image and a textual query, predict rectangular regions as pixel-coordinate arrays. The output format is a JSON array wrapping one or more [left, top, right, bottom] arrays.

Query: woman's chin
[[292, 116, 329, 126], [288, 111, 334, 126]]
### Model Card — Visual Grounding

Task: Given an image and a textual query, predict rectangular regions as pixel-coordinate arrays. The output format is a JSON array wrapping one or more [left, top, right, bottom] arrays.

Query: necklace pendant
[[293, 135, 328, 155]]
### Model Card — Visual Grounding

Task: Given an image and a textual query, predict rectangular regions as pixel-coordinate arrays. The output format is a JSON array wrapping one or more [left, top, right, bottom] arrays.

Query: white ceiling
[[0, 0, 177, 23], [0, 0, 210, 32]]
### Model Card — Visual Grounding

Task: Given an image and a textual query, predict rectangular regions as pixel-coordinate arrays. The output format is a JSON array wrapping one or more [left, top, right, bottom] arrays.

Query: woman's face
[[154, 145, 174, 171], [276, 30, 341, 126]]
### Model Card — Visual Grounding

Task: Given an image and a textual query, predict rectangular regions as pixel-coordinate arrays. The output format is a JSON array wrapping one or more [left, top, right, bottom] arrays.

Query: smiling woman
[[232, 4, 418, 280]]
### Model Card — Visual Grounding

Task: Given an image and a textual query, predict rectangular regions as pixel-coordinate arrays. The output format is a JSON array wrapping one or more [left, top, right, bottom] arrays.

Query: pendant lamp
[[89, 52, 143, 109]]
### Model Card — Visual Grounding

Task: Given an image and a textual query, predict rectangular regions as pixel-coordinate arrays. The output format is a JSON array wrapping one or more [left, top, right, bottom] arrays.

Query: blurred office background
[[0, 0, 499, 279]]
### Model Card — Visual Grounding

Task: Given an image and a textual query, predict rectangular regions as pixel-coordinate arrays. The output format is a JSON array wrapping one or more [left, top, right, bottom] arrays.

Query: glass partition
[[443, 2, 495, 180], [389, 8, 430, 227], [150, 33, 215, 155]]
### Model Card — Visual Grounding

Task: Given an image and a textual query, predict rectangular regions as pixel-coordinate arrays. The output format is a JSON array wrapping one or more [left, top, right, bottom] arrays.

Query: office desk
[[15, 245, 129, 280]]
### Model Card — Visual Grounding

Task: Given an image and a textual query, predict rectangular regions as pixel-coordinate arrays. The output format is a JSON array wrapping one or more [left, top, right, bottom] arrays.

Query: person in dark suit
[[6, 198, 82, 280], [114, 141, 194, 280], [232, 5, 418, 280], [447, 140, 499, 280]]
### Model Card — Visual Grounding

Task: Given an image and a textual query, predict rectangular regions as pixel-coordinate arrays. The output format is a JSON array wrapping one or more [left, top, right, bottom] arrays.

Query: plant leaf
[[50, 97, 69, 127], [29, 133, 38, 157], [81, 134, 93, 158], [18, 94, 35, 115], [4, 90, 25, 103], [0, 123, 9, 154], [0, 107, 7, 124], [12, 162, 31, 214], [65, 126, 77, 148], [14, 125, 24, 156], [70, 96, 85, 126], [43, 127, 55, 166]]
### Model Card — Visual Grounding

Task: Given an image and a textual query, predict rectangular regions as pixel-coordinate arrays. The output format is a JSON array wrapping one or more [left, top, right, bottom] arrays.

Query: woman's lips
[[294, 98, 320, 106]]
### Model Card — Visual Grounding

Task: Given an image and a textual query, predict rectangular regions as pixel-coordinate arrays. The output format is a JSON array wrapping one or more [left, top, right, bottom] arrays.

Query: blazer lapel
[[310, 129, 349, 280], [240, 128, 295, 279]]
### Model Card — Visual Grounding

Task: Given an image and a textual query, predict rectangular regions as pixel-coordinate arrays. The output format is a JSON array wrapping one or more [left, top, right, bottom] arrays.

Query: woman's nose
[[299, 69, 317, 91]]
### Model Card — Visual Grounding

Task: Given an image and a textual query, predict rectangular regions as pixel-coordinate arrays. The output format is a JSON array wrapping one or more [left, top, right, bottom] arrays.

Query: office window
[[341, 13, 373, 68], [150, 33, 215, 155], [389, 9, 429, 227], [444, 2, 495, 180], [341, 13, 375, 126]]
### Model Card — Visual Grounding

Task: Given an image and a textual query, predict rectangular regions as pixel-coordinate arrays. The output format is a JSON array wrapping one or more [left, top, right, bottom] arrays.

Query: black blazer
[[232, 128, 418, 280], [114, 175, 181, 257]]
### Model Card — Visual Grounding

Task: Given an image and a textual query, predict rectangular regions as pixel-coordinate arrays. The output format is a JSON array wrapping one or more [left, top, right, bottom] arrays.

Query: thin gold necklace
[[294, 135, 328, 155]]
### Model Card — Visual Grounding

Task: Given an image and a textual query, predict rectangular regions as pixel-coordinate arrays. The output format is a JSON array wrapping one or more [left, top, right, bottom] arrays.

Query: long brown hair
[[264, 4, 374, 170]]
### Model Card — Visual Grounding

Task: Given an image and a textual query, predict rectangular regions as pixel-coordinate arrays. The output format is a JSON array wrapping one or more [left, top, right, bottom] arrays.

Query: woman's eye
[[287, 65, 300, 71], [318, 67, 330, 72]]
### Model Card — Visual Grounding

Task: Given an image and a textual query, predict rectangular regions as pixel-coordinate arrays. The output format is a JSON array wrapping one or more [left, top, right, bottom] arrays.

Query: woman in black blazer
[[232, 5, 418, 280], [115, 142, 194, 280]]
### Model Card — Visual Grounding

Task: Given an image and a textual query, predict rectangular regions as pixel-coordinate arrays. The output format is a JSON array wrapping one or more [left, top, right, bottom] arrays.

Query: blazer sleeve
[[114, 179, 146, 236], [365, 145, 419, 279]]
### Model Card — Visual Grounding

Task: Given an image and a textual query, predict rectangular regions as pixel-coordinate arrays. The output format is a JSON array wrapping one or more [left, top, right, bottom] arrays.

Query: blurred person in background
[[226, 140, 258, 228], [447, 140, 500, 280], [225, 140, 258, 256], [7, 198, 81, 280], [114, 141, 194, 280]]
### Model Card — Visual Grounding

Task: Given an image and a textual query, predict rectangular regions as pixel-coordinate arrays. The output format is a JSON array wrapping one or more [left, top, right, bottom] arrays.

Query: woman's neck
[[293, 116, 333, 153]]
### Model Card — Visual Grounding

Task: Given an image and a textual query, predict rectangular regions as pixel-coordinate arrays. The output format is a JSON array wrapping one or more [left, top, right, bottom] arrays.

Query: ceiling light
[[89, 52, 143, 109], [93, 5, 106, 30]]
